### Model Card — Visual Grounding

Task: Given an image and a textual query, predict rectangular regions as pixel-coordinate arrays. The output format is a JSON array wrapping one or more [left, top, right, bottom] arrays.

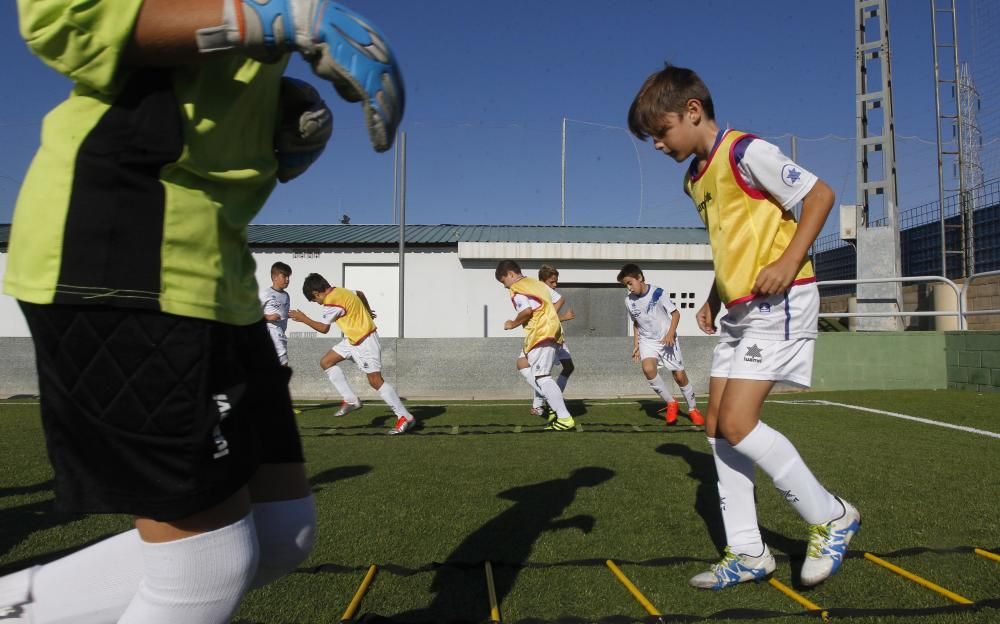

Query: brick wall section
[[945, 331, 1000, 392]]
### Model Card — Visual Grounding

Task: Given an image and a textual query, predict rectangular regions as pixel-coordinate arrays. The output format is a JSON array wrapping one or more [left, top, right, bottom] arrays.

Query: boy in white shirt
[[618, 263, 703, 425]]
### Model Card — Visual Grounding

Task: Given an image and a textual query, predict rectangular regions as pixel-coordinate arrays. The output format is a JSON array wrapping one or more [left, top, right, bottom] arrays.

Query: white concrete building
[[0, 224, 714, 339]]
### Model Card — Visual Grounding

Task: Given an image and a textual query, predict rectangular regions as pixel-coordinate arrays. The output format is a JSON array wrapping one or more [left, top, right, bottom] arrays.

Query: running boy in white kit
[[617, 263, 704, 425]]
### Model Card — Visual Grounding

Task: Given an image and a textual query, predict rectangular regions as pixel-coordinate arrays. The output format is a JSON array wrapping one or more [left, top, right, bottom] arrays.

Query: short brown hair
[[495, 260, 522, 281], [538, 264, 559, 281], [628, 64, 715, 141], [617, 263, 643, 283], [271, 261, 291, 278]]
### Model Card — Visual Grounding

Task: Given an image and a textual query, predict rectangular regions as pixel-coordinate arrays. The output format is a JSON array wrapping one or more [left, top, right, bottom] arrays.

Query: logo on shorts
[[759, 302, 771, 313], [211, 393, 231, 459], [744, 344, 763, 364]]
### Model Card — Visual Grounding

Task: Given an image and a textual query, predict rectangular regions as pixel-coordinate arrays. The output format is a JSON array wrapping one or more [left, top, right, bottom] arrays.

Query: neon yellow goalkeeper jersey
[[5, 0, 288, 325]]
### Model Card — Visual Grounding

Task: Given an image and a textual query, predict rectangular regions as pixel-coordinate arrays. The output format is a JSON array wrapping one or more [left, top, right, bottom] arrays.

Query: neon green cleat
[[544, 416, 575, 431]]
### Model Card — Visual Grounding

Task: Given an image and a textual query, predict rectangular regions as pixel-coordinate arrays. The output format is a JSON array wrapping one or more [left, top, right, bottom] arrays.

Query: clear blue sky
[[0, 1, 986, 233]]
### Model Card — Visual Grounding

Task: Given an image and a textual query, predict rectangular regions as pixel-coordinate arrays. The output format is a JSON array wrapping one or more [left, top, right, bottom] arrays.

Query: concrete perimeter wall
[[945, 331, 1000, 392], [0, 332, 958, 399]]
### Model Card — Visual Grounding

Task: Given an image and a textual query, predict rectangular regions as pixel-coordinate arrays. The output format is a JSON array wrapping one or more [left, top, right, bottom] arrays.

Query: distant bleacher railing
[[814, 179, 1000, 297]]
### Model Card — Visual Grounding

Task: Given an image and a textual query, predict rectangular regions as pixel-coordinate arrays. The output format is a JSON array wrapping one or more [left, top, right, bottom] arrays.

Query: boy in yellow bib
[[496, 260, 575, 431], [628, 65, 859, 589], [291, 273, 415, 435]]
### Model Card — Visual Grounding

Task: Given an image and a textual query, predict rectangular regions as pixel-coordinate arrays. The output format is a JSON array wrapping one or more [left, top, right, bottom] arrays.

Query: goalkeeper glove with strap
[[197, 0, 404, 153]]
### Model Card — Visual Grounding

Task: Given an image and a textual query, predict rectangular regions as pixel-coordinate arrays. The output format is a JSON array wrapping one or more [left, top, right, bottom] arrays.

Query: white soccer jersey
[[734, 137, 818, 209], [625, 285, 677, 342], [260, 287, 290, 333]]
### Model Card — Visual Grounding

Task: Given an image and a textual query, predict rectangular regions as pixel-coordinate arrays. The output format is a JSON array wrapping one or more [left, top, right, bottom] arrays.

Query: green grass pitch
[[1, 389, 998, 623]]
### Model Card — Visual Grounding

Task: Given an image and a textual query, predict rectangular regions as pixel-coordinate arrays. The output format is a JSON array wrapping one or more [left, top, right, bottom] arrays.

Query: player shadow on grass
[[308, 465, 373, 494], [0, 480, 88, 572], [378, 466, 615, 624], [655, 443, 727, 554], [367, 405, 446, 430]]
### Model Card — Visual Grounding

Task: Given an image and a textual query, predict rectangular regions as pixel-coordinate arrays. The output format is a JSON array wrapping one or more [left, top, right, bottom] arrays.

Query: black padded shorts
[[20, 302, 304, 521]]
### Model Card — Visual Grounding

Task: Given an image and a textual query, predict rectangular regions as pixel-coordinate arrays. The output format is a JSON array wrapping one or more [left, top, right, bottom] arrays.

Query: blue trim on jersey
[[647, 287, 664, 313], [732, 134, 755, 166]]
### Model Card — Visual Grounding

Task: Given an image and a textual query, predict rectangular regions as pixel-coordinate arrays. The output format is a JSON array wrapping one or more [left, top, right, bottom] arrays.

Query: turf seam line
[[772, 399, 1000, 439]]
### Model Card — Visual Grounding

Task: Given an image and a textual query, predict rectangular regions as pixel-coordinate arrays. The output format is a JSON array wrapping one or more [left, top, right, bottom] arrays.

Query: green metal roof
[[246, 224, 708, 246], [0, 223, 708, 248]]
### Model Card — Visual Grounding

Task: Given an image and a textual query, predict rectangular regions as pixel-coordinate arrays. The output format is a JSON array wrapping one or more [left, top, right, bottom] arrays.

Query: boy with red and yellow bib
[[496, 260, 575, 431], [628, 64, 859, 590]]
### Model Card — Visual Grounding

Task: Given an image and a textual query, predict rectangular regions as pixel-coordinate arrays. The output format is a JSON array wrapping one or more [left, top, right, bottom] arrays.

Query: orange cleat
[[688, 407, 705, 426], [665, 401, 679, 425]]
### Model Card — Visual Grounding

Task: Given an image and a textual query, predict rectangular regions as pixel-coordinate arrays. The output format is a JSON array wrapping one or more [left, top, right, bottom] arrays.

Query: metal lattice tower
[[959, 64, 984, 191], [931, 0, 975, 277], [854, 0, 902, 330]]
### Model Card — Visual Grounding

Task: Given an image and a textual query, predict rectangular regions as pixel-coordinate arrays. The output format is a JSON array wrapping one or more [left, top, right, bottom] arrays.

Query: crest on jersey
[[781, 164, 802, 186]]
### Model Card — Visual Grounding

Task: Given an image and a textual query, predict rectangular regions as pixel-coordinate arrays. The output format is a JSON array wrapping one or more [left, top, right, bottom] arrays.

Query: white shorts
[[720, 283, 819, 342], [525, 344, 558, 377], [520, 343, 571, 362], [332, 332, 382, 373], [710, 336, 815, 388], [638, 338, 685, 371], [267, 326, 288, 366]]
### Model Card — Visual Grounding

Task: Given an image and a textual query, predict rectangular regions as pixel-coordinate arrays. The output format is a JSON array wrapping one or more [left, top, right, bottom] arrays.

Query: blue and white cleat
[[689, 546, 776, 590], [800, 497, 861, 586]]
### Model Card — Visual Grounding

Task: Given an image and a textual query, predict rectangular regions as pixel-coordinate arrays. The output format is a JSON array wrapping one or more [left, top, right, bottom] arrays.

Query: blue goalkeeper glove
[[275, 77, 333, 183], [198, 0, 404, 153]]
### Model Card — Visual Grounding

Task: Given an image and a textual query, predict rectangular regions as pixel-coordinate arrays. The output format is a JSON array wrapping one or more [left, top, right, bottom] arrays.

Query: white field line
[[769, 399, 1000, 439]]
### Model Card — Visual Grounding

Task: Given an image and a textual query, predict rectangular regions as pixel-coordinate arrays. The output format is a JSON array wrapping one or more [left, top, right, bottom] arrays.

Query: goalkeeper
[[0, 1, 403, 622]]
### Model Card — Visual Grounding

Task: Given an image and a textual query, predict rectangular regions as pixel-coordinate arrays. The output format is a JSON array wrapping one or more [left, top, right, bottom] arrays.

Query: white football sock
[[251, 495, 317, 588], [377, 382, 412, 421], [119, 513, 259, 624], [708, 437, 763, 555], [519, 367, 537, 391], [0, 529, 143, 624], [536, 376, 570, 420], [680, 383, 698, 411], [325, 365, 358, 404], [648, 375, 675, 403], [733, 422, 841, 525]]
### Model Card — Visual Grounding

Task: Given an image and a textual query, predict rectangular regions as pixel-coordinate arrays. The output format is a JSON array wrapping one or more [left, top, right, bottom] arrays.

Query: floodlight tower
[[932, 0, 975, 277], [854, 0, 902, 331]]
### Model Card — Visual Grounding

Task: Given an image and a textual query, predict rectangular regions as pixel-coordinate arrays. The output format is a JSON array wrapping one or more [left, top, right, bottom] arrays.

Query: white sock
[[531, 387, 545, 409], [119, 513, 259, 624], [377, 382, 412, 421], [0, 530, 144, 624], [251, 495, 317, 588], [325, 366, 358, 404], [733, 422, 841, 525], [680, 383, 698, 411], [708, 437, 763, 555], [0, 497, 315, 624], [519, 367, 537, 391], [536, 376, 570, 420], [648, 375, 675, 403]]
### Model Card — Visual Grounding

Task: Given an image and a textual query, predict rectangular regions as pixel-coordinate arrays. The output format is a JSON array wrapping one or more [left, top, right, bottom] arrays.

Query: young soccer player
[[521, 265, 576, 418], [289, 273, 415, 435], [261, 262, 293, 366], [0, 2, 403, 621], [617, 263, 704, 426], [496, 260, 576, 431], [628, 64, 859, 589]]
